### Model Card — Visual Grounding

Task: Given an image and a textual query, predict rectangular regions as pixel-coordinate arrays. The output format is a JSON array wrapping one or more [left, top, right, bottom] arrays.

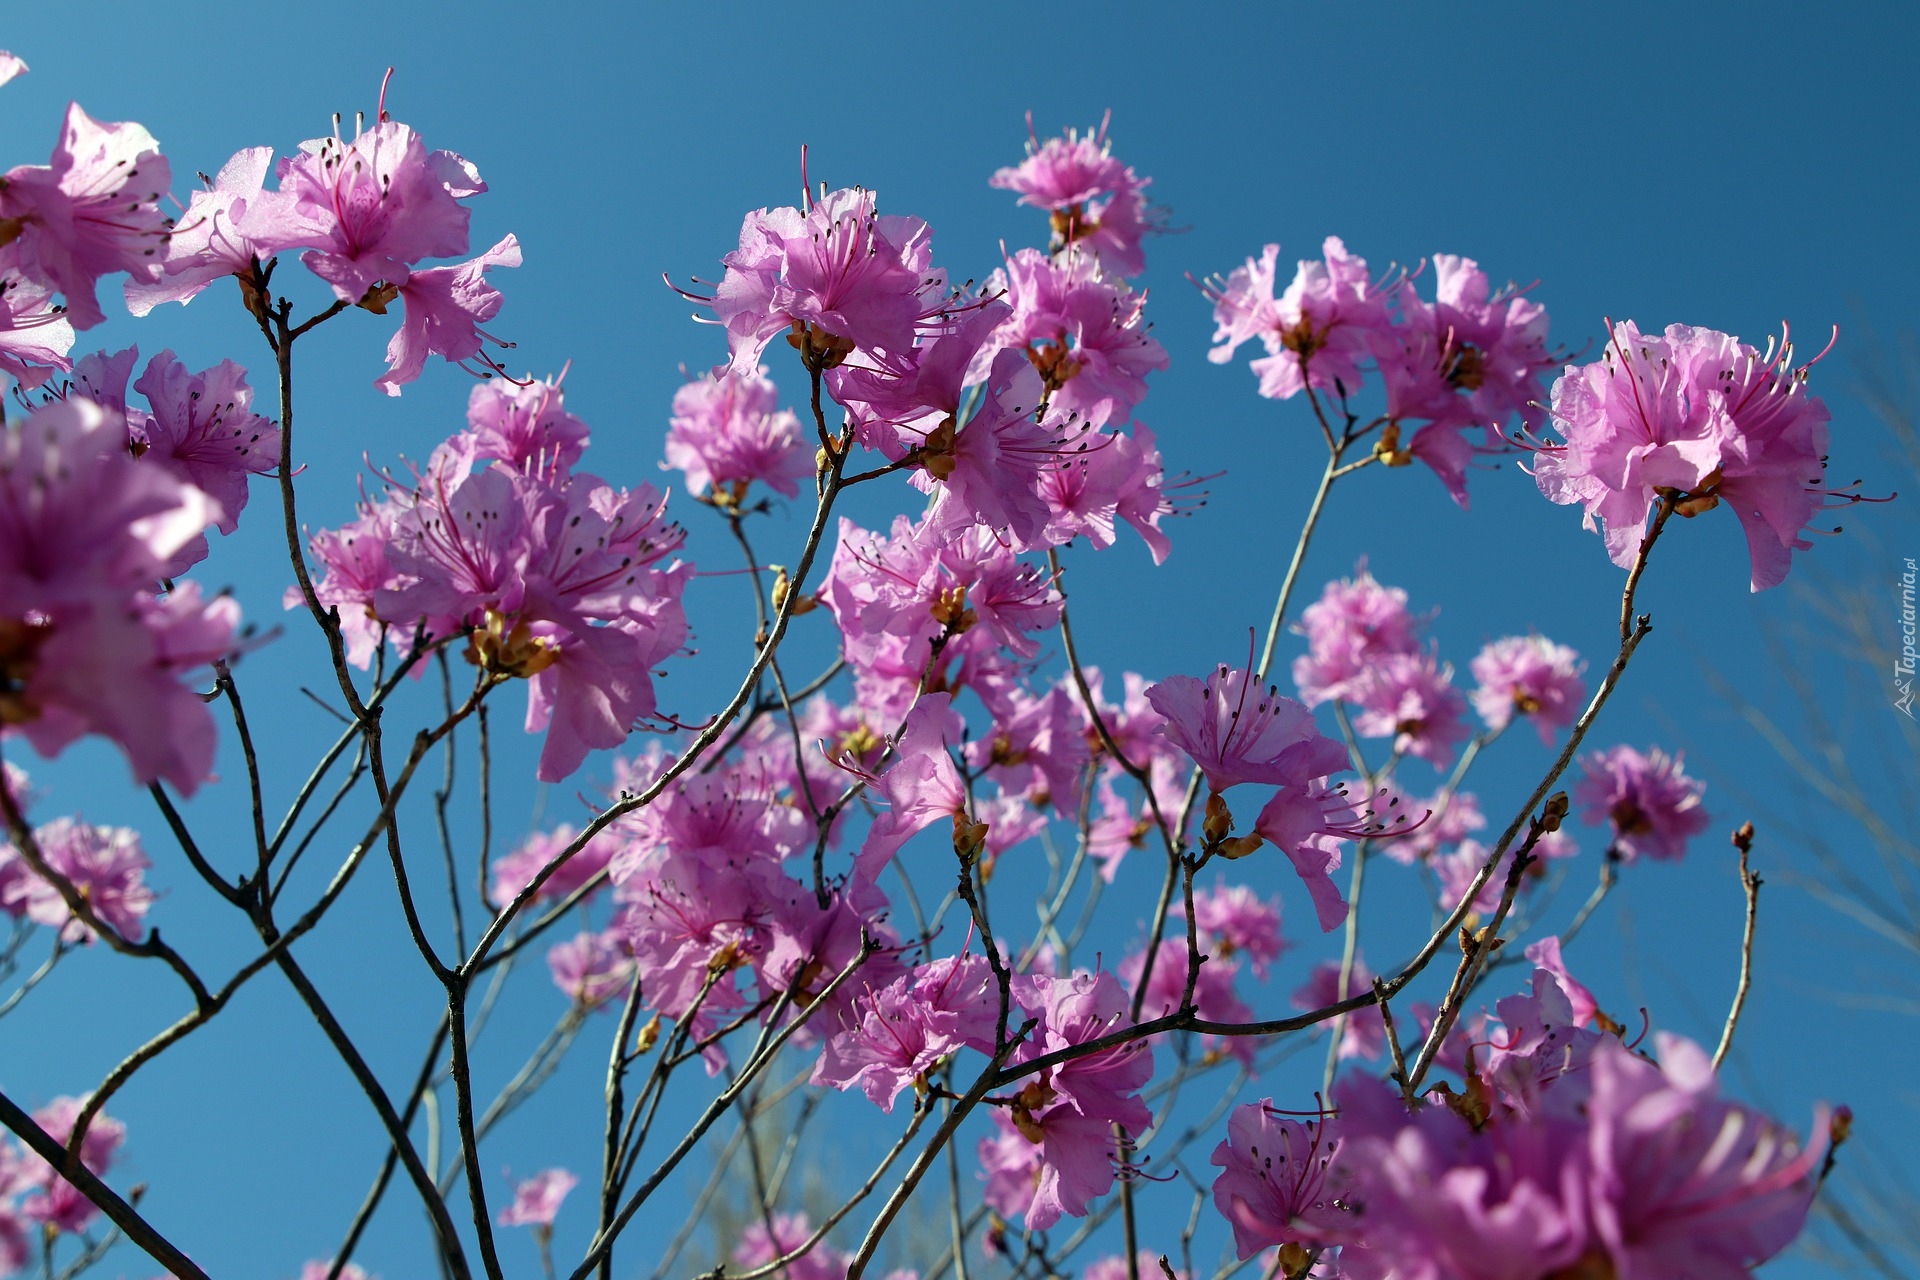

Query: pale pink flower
[[2, 817, 154, 943], [1469, 635, 1586, 743], [1291, 560, 1423, 707], [0, 245, 75, 388], [1181, 879, 1286, 977], [299, 1265, 373, 1280], [19, 1096, 124, 1234], [0, 102, 172, 329], [1202, 239, 1391, 402], [489, 825, 617, 907], [990, 115, 1156, 276], [245, 117, 484, 303], [0, 52, 25, 88], [374, 234, 520, 395], [734, 1211, 847, 1280], [1573, 744, 1709, 863], [465, 376, 589, 474], [546, 929, 635, 1008], [125, 146, 273, 315], [1210, 1100, 1355, 1257], [1146, 663, 1349, 796], [663, 365, 812, 500], [1349, 650, 1470, 768], [812, 953, 997, 1112], [989, 248, 1167, 428], [497, 1167, 577, 1228], [1291, 957, 1384, 1060]]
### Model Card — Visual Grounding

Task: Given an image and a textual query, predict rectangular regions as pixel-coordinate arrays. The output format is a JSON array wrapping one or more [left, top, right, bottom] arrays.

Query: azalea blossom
[[1573, 744, 1709, 863], [497, 1167, 577, 1228], [1469, 635, 1586, 743]]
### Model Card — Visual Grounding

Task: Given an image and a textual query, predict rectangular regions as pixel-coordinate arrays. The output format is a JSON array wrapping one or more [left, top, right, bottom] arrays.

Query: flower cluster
[[0, 1096, 128, 1263], [1213, 958, 1829, 1278], [302, 376, 689, 780], [1204, 241, 1557, 505]]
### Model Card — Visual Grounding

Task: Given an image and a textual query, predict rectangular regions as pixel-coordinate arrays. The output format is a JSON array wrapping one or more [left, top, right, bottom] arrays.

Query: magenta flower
[[705, 186, 947, 373], [0, 245, 75, 388], [245, 117, 484, 303], [1573, 744, 1709, 863], [1203, 239, 1391, 402], [1469, 635, 1586, 743], [1291, 561, 1423, 707], [1530, 321, 1842, 590], [1373, 255, 1555, 439], [489, 825, 617, 908], [374, 233, 520, 395], [1182, 879, 1287, 978], [0, 102, 172, 330], [1210, 1100, 1354, 1258], [1119, 937, 1255, 1064], [546, 928, 635, 1008], [1382, 788, 1484, 866], [1, 397, 235, 793], [465, 376, 589, 474], [734, 1211, 848, 1280], [1584, 1033, 1828, 1276], [1290, 957, 1384, 1061], [989, 247, 1167, 428], [812, 952, 997, 1112], [125, 146, 272, 316], [1146, 663, 1349, 796], [1349, 650, 1470, 768], [663, 365, 813, 502], [990, 115, 1155, 276], [18, 1096, 125, 1235], [0, 817, 154, 943], [964, 686, 1090, 818], [130, 348, 281, 544], [1036, 421, 1177, 563], [497, 1167, 578, 1229], [848, 696, 969, 903]]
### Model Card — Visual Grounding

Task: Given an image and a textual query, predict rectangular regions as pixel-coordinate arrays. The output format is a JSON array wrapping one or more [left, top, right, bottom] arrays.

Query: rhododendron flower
[[703, 186, 948, 373], [498, 1167, 577, 1228], [1203, 239, 1390, 401], [1147, 663, 1348, 796], [1, 397, 236, 793], [1349, 650, 1470, 768], [246, 117, 484, 303], [1469, 635, 1586, 743], [1292, 561, 1422, 707], [489, 825, 617, 907], [1291, 957, 1384, 1060], [0, 817, 154, 943], [813, 952, 997, 1111], [17, 1096, 124, 1235], [991, 969, 1155, 1229], [1120, 937, 1255, 1064], [0, 102, 172, 330], [125, 146, 273, 316], [735, 1211, 848, 1280], [373, 233, 520, 395], [663, 365, 812, 501], [546, 928, 635, 1008], [0, 246, 75, 388], [1574, 744, 1709, 863], [990, 115, 1155, 276], [965, 686, 1090, 817], [1530, 320, 1842, 590], [1036, 421, 1177, 562], [988, 247, 1167, 427], [299, 1265, 372, 1280], [848, 696, 969, 903], [1373, 254, 1555, 440], [465, 376, 589, 474], [1382, 788, 1484, 866], [1211, 1100, 1354, 1257], [0, 52, 24, 88], [1182, 879, 1286, 977]]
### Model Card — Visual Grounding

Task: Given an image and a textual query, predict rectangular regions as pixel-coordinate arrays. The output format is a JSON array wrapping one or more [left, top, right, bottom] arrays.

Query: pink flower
[[1584, 1034, 1827, 1276], [490, 825, 617, 908], [990, 115, 1156, 276], [1, 817, 154, 943], [497, 1167, 577, 1228], [705, 186, 948, 373], [245, 117, 484, 303], [989, 248, 1167, 428], [1, 397, 235, 793], [0, 245, 75, 388], [130, 348, 281, 539], [1291, 561, 1423, 707], [1291, 958, 1384, 1061], [734, 1211, 847, 1280], [1202, 239, 1390, 402], [546, 929, 635, 1008], [1573, 745, 1709, 863], [18, 1096, 124, 1235], [125, 147, 273, 315], [1146, 663, 1349, 796], [300, 1265, 373, 1280], [1181, 879, 1286, 978], [1119, 937, 1255, 1064], [1469, 635, 1586, 743], [1036, 422, 1178, 563], [812, 952, 997, 1112], [1210, 1100, 1355, 1258], [847, 696, 969, 904], [465, 377, 589, 474], [373, 233, 520, 395], [0, 52, 25, 88], [1373, 255, 1555, 440], [1530, 321, 1842, 591], [0, 102, 172, 329], [663, 365, 812, 501], [1349, 650, 1470, 768]]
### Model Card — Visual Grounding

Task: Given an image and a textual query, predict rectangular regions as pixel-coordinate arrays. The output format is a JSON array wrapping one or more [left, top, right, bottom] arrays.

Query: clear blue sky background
[[3, 2, 1917, 1277]]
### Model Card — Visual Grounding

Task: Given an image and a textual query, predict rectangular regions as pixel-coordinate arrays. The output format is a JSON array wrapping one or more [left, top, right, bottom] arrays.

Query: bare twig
[[1713, 822, 1764, 1071]]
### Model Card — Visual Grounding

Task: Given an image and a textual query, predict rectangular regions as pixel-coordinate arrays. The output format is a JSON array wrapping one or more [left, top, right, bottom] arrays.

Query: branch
[[1713, 822, 1764, 1071]]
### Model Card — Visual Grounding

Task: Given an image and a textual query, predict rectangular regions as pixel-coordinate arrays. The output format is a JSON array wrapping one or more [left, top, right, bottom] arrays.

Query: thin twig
[[1713, 822, 1763, 1071]]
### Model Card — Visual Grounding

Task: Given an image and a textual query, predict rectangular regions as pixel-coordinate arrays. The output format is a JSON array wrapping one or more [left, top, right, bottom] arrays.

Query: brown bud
[[1203, 791, 1235, 846], [1218, 833, 1265, 860], [771, 566, 818, 617], [1539, 791, 1570, 833], [632, 1012, 662, 1055], [1731, 821, 1756, 853]]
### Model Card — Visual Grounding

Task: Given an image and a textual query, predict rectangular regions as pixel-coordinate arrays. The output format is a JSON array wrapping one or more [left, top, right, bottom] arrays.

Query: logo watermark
[[1899, 556, 1917, 718]]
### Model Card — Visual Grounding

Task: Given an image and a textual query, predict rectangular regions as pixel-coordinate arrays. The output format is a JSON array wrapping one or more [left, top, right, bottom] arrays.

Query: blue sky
[[3, 2, 1918, 1276]]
